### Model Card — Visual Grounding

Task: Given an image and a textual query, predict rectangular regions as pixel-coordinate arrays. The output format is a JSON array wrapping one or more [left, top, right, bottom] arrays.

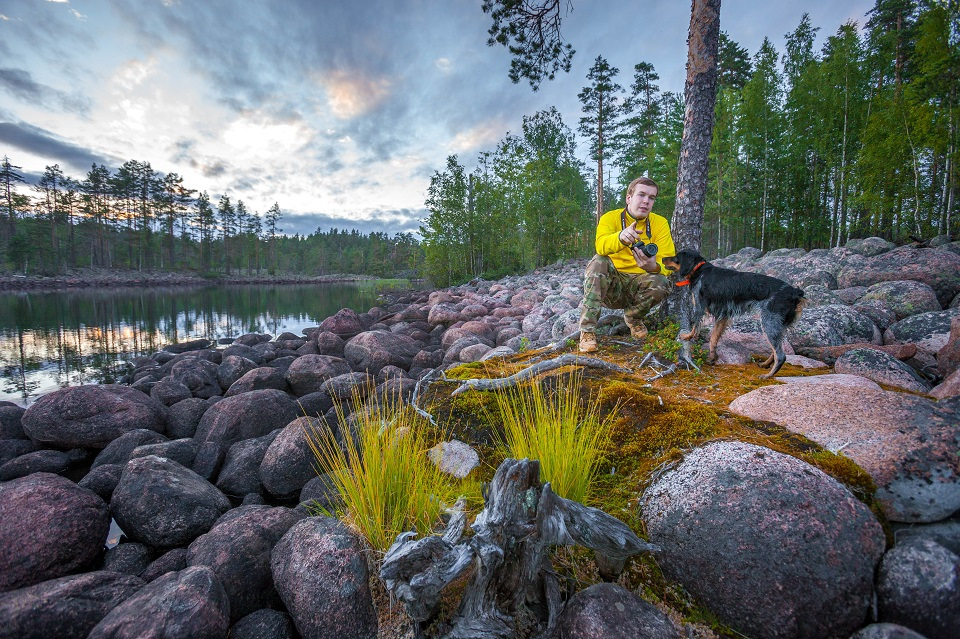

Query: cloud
[[321, 70, 392, 120], [0, 121, 114, 172], [0, 67, 90, 114]]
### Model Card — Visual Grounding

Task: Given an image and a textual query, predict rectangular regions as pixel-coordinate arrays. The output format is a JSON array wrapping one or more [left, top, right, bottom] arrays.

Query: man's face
[[627, 184, 658, 220]]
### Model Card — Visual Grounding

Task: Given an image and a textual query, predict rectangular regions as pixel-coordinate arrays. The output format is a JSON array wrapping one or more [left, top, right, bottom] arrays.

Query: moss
[[410, 335, 888, 633]]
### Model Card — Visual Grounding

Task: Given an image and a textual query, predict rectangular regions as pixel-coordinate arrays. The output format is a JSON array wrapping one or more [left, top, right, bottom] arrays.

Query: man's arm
[[594, 210, 629, 256]]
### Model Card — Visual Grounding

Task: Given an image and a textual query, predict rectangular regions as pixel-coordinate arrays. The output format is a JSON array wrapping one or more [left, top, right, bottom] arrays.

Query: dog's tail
[[771, 286, 808, 326]]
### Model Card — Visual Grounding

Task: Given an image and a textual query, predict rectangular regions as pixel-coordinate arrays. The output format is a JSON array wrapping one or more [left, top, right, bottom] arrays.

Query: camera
[[631, 239, 659, 258]]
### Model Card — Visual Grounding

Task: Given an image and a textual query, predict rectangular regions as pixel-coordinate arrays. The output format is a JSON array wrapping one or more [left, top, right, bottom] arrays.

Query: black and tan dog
[[661, 249, 807, 378]]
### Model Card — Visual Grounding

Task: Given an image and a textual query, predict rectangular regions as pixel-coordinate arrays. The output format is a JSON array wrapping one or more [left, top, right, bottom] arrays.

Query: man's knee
[[649, 275, 670, 301], [585, 254, 615, 277]]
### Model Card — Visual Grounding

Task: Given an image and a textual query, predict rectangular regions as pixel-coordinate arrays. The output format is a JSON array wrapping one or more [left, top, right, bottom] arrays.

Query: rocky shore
[[1, 236, 959, 639], [0, 268, 380, 292]]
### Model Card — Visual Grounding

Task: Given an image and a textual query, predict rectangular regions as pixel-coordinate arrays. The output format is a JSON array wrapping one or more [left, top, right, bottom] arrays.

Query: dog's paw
[[678, 331, 695, 341], [707, 352, 717, 364]]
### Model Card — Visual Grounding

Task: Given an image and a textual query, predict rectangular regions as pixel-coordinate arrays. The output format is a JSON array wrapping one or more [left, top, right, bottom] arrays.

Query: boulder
[[0, 448, 79, 481], [845, 236, 896, 256], [729, 384, 960, 522], [285, 355, 353, 396], [884, 308, 960, 356], [223, 343, 265, 364], [88, 566, 230, 639], [877, 537, 960, 639], [271, 517, 377, 639], [427, 440, 480, 479], [22, 385, 167, 449], [344, 330, 421, 374], [163, 338, 212, 354], [129, 437, 199, 468], [224, 366, 290, 396], [837, 245, 960, 307], [0, 473, 110, 592], [217, 355, 259, 391], [314, 331, 346, 357], [853, 299, 899, 331], [91, 429, 169, 469], [299, 473, 342, 513], [165, 397, 210, 439], [834, 348, 932, 394], [552, 582, 681, 639], [788, 304, 882, 348], [773, 373, 883, 390], [641, 441, 884, 639], [850, 624, 930, 639], [426, 302, 463, 326], [714, 328, 796, 365], [0, 438, 39, 466], [187, 505, 304, 621], [229, 609, 298, 639], [149, 378, 192, 406], [102, 542, 154, 576], [194, 389, 300, 447], [0, 404, 26, 439], [111, 456, 231, 548], [140, 548, 188, 583], [321, 371, 372, 403], [931, 367, 960, 400], [859, 280, 943, 319], [169, 357, 223, 399], [260, 417, 323, 500], [216, 430, 280, 498], [0, 571, 145, 639], [937, 316, 960, 377], [794, 342, 917, 366], [319, 308, 365, 336], [78, 463, 124, 501]]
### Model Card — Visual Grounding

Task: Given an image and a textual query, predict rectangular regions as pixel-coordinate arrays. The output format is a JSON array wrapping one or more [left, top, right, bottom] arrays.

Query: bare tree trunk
[[671, 0, 721, 252]]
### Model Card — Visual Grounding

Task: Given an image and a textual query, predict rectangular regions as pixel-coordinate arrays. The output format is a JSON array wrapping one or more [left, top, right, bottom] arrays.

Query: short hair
[[626, 177, 659, 199]]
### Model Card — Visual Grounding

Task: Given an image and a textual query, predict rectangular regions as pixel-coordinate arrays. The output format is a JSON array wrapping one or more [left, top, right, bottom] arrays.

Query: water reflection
[[1, 282, 406, 406]]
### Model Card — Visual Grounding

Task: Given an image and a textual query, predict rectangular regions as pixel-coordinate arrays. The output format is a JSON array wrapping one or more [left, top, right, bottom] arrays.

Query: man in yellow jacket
[[579, 176, 676, 353]]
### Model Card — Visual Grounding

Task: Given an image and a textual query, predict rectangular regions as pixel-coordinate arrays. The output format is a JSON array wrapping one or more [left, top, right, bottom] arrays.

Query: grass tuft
[[490, 372, 617, 504], [304, 387, 476, 552]]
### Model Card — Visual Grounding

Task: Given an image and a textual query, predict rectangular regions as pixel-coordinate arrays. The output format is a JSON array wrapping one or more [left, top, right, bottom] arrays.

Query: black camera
[[631, 239, 659, 258]]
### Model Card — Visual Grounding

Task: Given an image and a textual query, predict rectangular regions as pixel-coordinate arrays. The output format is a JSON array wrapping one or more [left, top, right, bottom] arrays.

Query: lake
[[0, 281, 411, 407]]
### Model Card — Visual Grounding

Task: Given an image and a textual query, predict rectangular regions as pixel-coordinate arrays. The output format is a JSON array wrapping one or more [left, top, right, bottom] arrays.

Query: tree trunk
[[671, 0, 721, 252]]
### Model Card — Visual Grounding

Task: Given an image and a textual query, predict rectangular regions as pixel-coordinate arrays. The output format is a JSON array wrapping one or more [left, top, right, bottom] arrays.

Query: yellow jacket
[[595, 208, 676, 274]]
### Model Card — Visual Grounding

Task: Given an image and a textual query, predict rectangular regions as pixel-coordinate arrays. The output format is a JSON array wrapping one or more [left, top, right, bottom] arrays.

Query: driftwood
[[380, 458, 659, 639], [448, 354, 631, 396]]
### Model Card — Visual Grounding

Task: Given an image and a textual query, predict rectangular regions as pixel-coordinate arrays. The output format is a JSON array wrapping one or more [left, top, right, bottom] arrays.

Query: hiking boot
[[579, 331, 597, 353], [628, 321, 648, 340]]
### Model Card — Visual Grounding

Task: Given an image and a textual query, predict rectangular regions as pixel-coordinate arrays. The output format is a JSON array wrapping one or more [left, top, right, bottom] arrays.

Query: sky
[[0, 0, 876, 238]]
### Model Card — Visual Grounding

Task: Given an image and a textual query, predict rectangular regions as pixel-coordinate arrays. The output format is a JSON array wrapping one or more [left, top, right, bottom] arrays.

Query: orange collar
[[675, 261, 705, 286]]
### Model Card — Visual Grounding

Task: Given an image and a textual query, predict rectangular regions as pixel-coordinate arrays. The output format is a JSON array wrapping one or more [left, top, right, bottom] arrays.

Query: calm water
[[0, 281, 410, 407]]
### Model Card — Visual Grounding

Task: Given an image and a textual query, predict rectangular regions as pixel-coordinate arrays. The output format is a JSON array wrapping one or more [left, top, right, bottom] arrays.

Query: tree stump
[[381, 458, 659, 638]]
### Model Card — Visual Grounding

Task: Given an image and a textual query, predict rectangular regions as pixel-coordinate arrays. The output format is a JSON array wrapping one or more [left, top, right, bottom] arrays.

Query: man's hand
[[619, 220, 640, 246], [631, 246, 660, 273]]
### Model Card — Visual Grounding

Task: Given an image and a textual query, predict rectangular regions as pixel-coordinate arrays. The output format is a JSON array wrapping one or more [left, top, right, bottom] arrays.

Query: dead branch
[[449, 354, 631, 396]]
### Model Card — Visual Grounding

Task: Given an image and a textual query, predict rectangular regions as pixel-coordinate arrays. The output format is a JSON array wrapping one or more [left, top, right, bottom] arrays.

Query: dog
[[661, 249, 807, 379]]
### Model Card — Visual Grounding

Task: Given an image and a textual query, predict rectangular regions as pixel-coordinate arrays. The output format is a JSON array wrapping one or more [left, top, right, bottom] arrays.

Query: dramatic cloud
[[0, 121, 113, 172], [0, 68, 90, 114]]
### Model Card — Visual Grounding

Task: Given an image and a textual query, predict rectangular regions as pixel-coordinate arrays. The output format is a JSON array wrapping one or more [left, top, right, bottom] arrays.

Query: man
[[579, 176, 676, 353]]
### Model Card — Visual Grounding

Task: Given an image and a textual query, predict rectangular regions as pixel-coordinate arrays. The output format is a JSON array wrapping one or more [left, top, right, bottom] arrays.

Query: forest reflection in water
[[0, 281, 408, 406]]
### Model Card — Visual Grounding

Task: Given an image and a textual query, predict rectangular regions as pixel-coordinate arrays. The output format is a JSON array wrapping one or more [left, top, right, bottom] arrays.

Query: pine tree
[[578, 55, 624, 220]]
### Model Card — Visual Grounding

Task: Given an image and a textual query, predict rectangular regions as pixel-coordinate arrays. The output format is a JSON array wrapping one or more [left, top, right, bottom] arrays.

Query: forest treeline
[[1, 1, 957, 287]]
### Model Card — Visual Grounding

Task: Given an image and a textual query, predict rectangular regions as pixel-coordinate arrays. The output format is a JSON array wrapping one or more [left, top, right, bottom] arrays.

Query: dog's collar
[[675, 261, 706, 286]]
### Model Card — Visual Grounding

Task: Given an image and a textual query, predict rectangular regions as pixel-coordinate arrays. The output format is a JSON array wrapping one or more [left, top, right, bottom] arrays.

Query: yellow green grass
[[490, 372, 617, 504], [303, 389, 478, 552]]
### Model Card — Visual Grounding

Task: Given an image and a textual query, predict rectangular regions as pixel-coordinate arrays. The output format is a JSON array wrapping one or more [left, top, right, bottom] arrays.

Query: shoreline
[[0, 269, 407, 292]]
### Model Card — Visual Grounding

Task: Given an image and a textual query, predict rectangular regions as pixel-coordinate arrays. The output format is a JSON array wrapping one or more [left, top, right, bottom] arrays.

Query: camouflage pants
[[579, 255, 671, 332]]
